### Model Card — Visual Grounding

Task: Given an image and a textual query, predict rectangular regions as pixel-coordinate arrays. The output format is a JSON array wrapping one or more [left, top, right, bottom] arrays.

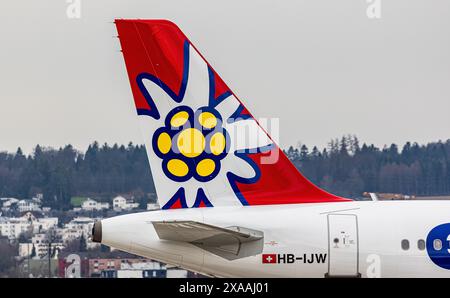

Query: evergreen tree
[[79, 233, 87, 252], [30, 244, 36, 258]]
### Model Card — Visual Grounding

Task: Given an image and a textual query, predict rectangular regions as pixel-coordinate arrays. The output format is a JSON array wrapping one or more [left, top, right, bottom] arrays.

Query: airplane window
[[401, 239, 409, 250], [433, 239, 442, 251], [417, 239, 425, 251]]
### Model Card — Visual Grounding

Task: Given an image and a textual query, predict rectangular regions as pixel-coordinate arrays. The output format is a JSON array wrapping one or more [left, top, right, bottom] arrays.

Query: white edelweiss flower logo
[[152, 105, 230, 183], [136, 41, 273, 208]]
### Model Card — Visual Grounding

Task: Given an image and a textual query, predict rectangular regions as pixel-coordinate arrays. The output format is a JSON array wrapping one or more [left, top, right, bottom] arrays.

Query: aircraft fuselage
[[97, 200, 450, 277]]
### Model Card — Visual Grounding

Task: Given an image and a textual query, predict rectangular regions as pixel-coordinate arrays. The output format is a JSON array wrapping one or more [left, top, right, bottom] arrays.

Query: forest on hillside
[[0, 142, 155, 210], [0, 136, 449, 210], [287, 135, 450, 198]]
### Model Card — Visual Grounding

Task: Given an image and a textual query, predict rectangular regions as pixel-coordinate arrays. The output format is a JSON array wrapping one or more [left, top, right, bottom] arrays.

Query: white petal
[[214, 94, 240, 121], [181, 46, 210, 110], [202, 173, 244, 207], [225, 119, 273, 152], [141, 78, 176, 118], [184, 184, 200, 208], [225, 153, 257, 180]]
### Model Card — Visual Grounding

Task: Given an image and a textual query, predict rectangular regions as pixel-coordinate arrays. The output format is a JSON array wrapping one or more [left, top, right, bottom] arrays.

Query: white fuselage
[[99, 200, 450, 277]]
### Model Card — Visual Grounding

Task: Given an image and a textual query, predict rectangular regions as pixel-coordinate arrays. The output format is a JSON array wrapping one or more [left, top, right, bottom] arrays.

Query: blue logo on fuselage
[[427, 223, 450, 270]]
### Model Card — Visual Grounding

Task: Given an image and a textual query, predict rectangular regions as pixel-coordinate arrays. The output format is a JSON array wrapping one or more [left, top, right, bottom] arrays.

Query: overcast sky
[[0, 0, 449, 154]]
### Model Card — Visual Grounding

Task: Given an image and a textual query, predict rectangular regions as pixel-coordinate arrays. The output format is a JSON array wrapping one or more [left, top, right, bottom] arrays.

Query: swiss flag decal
[[262, 254, 277, 264]]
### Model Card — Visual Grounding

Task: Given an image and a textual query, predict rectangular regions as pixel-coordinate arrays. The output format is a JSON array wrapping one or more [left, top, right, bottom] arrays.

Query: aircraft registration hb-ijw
[[91, 19, 450, 278]]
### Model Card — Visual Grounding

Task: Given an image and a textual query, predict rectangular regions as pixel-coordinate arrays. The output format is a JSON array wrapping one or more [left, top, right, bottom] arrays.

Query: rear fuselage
[[98, 200, 450, 277]]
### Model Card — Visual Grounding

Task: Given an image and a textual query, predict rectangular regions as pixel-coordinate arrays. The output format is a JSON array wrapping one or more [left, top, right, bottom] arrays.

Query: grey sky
[[0, 0, 449, 154]]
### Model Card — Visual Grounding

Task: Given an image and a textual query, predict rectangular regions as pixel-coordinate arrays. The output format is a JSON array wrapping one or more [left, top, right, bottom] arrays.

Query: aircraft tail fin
[[115, 19, 350, 209]]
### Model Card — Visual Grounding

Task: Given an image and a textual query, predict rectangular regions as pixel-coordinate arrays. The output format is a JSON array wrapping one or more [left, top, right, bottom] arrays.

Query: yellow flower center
[[177, 128, 205, 158], [154, 107, 228, 182]]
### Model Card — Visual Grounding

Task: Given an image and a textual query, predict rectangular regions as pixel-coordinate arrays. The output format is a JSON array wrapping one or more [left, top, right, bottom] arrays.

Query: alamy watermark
[[366, 254, 381, 278], [366, 0, 382, 19], [66, 0, 81, 19], [65, 253, 81, 278]]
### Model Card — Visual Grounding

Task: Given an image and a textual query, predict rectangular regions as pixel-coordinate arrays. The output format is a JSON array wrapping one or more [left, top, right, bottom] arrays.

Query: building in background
[[1, 198, 19, 212], [112, 196, 139, 211], [119, 260, 166, 278], [146, 203, 160, 211], [88, 258, 169, 278], [81, 198, 109, 211], [18, 241, 64, 259], [166, 268, 188, 278], [0, 212, 58, 240], [62, 217, 98, 249], [17, 200, 41, 212]]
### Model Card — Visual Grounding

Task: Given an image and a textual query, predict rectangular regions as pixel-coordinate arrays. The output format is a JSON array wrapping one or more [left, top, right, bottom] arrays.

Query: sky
[[0, 0, 449, 154]]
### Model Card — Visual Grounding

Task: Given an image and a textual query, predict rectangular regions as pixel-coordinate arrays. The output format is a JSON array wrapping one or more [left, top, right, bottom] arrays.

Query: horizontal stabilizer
[[152, 220, 264, 260]]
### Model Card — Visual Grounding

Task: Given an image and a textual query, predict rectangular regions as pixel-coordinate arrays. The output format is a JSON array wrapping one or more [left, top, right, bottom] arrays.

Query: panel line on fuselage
[[320, 207, 361, 215]]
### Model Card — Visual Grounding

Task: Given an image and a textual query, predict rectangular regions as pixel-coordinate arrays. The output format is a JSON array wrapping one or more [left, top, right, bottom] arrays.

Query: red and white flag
[[262, 254, 277, 264]]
